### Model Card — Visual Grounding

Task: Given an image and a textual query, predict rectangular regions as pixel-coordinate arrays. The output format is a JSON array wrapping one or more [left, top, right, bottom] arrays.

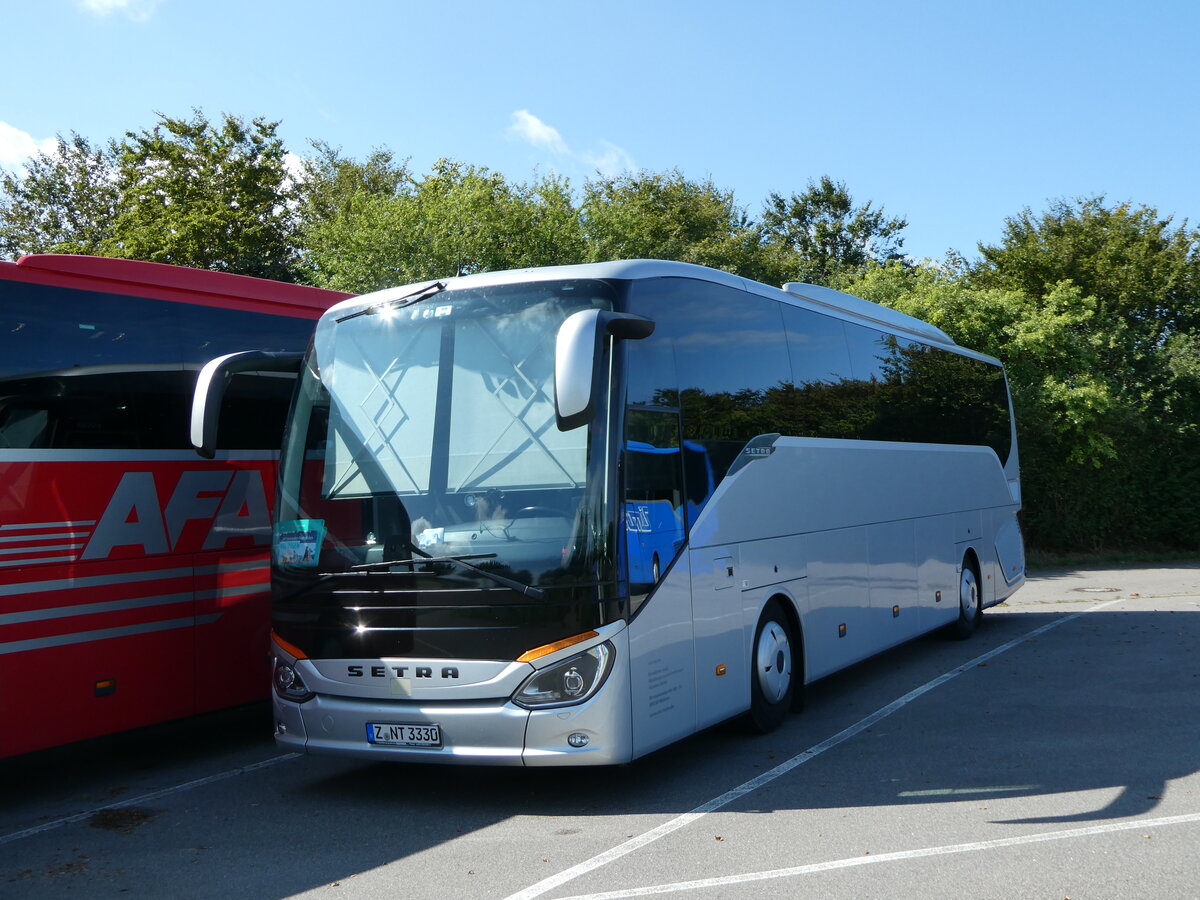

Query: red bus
[[0, 255, 350, 758]]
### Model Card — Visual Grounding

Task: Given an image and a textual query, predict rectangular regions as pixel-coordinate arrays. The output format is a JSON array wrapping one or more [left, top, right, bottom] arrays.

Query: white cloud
[[77, 0, 163, 23], [583, 141, 637, 178], [508, 110, 569, 155], [507, 110, 634, 177], [0, 122, 57, 169], [283, 151, 306, 186]]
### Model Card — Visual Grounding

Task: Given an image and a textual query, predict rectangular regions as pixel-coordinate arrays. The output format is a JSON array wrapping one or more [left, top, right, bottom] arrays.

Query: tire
[[949, 556, 982, 640], [747, 599, 796, 733]]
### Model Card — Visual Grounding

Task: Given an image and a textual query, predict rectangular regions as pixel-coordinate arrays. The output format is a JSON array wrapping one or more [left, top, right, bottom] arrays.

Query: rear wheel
[[748, 600, 796, 733]]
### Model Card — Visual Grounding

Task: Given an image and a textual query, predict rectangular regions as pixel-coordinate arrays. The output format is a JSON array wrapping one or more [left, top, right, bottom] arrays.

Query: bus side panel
[[689, 439, 1014, 550], [866, 521, 920, 646], [801, 528, 872, 681], [628, 554, 698, 759], [192, 550, 272, 714], [991, 508, 1026, 601], [191, 459, 277, 714], [915, 515, 960, 633], [0, 558, 197, 758], [687, 438, 1017, 682], [0, 455, 275, 756], [690, 545, 750, 729]]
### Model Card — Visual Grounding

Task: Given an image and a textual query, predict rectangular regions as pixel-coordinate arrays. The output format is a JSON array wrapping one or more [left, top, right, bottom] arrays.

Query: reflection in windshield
[[277, 280, 619, 600]]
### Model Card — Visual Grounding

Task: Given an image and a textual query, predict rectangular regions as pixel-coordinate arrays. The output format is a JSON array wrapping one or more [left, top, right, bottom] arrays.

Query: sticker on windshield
[[274, 519, 326, 567]]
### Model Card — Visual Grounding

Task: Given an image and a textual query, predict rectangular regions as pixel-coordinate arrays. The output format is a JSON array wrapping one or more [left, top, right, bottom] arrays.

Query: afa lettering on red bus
[[84, 466, 273, 560]]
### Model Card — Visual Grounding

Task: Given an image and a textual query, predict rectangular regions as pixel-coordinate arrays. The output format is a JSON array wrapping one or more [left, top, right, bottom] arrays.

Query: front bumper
[[273, 631, 633, 766]]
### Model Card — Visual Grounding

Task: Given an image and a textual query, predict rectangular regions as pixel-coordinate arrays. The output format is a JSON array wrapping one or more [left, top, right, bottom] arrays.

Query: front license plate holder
[[366, 722, 442, 748]]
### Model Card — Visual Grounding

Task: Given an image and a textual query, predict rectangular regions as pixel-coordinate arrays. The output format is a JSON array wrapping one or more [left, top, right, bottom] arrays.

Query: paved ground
[[3, 564, 1199, 899]]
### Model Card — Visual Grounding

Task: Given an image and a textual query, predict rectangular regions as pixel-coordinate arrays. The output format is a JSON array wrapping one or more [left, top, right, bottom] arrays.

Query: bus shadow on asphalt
[[293, 605, 1198, 837], [4, 606, 1195, 899]]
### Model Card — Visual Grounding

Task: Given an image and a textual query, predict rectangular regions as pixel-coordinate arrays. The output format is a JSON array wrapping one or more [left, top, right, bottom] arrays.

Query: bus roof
[[0, 254, 351, 318], [325, 259, 957, 348], [779, 281, 954, 345]]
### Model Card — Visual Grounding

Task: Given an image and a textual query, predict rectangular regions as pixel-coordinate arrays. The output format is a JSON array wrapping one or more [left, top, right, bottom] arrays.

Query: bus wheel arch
[[950, 549, 982, 640], [747, 597, 799, 733], [778, 594, 806, 712]]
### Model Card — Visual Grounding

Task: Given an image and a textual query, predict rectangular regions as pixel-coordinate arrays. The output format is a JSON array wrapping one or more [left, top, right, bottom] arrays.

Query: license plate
[[366, 722, 442, 748]]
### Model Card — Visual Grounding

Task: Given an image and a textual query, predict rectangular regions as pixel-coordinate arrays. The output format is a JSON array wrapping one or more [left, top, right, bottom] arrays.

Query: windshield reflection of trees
[[645, 338, 1013, 484]]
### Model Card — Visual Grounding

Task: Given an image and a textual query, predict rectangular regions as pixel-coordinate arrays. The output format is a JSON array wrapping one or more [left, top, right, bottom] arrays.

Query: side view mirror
[[554, 310, 654, 431], [191, 350, 304, 458]]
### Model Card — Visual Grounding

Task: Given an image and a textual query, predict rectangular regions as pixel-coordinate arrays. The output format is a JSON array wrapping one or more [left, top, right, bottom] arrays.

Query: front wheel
[[949, 557, 982, 640], [747, 600, 796, 733]]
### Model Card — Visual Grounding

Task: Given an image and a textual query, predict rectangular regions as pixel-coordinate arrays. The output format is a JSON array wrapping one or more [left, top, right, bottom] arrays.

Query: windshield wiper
[[335, 281, 447, 324], [347, 549, 546, 600]]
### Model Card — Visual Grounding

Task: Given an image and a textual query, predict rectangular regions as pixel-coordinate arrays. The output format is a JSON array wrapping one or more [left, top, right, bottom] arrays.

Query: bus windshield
[[275, 278, 623, 656]]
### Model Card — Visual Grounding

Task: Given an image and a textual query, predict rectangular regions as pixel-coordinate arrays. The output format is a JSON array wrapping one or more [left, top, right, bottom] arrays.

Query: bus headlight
[[273, 660, 314, 703], [514, 642, 614, 709]]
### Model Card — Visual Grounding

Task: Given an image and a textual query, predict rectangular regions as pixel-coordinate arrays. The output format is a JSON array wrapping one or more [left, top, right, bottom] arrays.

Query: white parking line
[[554, 811, 1200, 899], [0, 753, 301, 846], [504, 600, 1122, 900]]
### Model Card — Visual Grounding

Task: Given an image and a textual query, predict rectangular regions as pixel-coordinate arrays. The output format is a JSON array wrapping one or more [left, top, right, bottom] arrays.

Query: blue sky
[[2, 0, 1198, 263]]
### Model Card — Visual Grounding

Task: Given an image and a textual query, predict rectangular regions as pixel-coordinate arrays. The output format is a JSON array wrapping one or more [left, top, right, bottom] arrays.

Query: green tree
[[963, 198, 1200, 551], [292, 142, 412, 288], [972, 197, 1200, 377], [301, 157, 586, 293], [580, 170, 766, 277], [294, 141, 410, 231], [109, 110, 298, 280], [762, 176, 907, 285], [0, 133, 119, 258]]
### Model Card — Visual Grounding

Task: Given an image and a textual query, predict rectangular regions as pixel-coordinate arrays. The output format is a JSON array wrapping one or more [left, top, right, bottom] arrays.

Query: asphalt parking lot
[[4, 564, 1200, 899]]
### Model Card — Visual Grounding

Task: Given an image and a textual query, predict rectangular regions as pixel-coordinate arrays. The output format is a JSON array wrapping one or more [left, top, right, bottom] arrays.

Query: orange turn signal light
[[271, 631, 309, 661], [517, 631, 599, 663]]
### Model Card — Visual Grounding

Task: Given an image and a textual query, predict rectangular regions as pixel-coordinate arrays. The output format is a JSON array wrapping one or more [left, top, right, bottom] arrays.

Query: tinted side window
[[217, 372, 297, 450], [0, 369, 297, 451], [882, 343, 1012, 462], [842, 322, 1012, 462], [175, 304, 315, 359], [0, 371, 190, 449], [0, 281, 316, 378], [779, 306, 858, 439], [624, 279, 1013, 482], [0, 280, 315, 450], [783, 306, 852, 389], [845, 324, 913, 442], [0, 282, 184, 377], [627, 278, 791, 489]]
